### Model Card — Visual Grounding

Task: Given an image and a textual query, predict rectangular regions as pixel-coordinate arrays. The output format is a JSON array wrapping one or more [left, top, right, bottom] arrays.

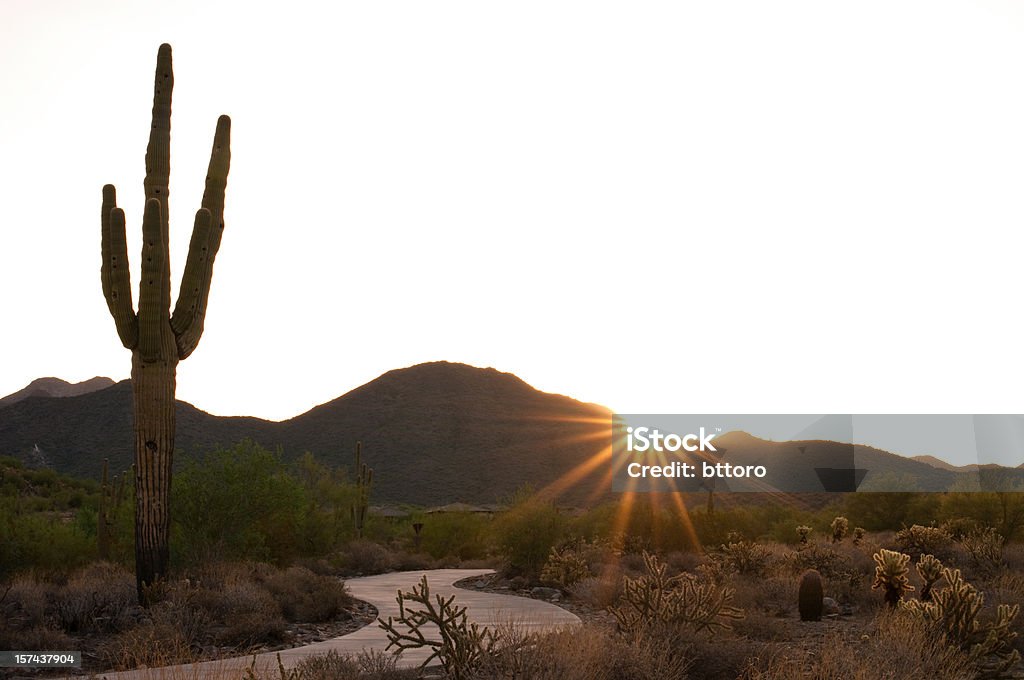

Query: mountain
[[0, 362, 612, 506], [4, 363, 1022, 505], [0, 376, 115, 410], [908, 455, 1006, 473]]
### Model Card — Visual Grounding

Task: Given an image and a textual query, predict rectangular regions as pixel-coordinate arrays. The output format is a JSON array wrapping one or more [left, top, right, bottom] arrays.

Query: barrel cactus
[[872, 548, 914, 607], [99, 44, 231, 601], [798, 569, 824, 621]]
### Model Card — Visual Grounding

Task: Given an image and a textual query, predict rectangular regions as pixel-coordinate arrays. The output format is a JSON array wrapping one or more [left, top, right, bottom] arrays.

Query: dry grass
[[740, 612, 972, 680], [477, 624, 692, 680]]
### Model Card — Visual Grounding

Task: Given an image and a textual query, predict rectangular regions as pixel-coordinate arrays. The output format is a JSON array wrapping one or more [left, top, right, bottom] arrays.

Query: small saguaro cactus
[[872, 548, 915, 608], [830, 516, 849, 544], [99, 44, 231, 601], [796, 525, 812, 545], [97, 458, 131, 560], [798, 569, 824, 621], [351, 441, 373, 539], [917, 554, 943, 602]]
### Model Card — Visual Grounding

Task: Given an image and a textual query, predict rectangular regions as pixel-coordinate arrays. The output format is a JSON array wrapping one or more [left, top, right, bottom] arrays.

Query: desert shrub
[[540, 545, 591, 590], [416, 512, 492, 560], [494, 496, 565, 580], [741, 611, 972, 680], [902, 567, 1020, 678], [172, 441, 308, 565], [283, 649, 418, 680], [194, 579, 286, 646], [0, 575, 50, 629], [262, 566, 352, 622], [52, 561, 136, 633], [730, 576, 797, 618], [0, 623, 73, 656], [0, 511, 95, 577], [941, 517, 982, 541], [570, 574, 623, 609], [895, 524, 954, 559], [476, 624, 692, 680], [610, 551, 743, 636], [335, 539, 396, 575], [100, 618, 194, 671]]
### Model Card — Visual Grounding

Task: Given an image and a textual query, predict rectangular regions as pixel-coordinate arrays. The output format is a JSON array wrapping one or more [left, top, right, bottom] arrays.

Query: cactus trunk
[[131, 347, 178, 593]]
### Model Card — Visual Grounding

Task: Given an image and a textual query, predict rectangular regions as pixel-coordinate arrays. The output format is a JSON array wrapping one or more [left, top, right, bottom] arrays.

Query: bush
[[172, 441, 309, 565], [263, 566, 352, 622], [494, 496, 565, 580], [335, 539, 396, 575], [52, 561, 136, 633], [895, 525, 954, 559]]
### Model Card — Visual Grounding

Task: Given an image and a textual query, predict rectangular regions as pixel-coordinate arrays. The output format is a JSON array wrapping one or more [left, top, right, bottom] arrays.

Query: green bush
[[172, 441, 309, 565], [494, 494, 565, 580]]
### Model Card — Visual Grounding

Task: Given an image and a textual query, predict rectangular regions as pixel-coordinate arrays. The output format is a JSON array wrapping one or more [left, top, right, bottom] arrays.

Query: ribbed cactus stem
[[99, 43, 231, 602]]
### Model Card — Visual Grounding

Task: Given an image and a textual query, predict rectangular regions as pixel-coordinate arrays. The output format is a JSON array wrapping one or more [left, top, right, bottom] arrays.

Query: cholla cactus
[[719, 536, 771, 577], [896, 524, 953, 558], [830, 517, 849, 544], [872, 549, 915, 608], [610, 551, 744, 635], [917, 554, 943, 602], [377, 575, 498, 680], [852, 527, 866, 546], [796, 525, 812, 545], [902, 568, 1020, 678], [960, 527, 1004, 577], [540, 546, 591, 590]]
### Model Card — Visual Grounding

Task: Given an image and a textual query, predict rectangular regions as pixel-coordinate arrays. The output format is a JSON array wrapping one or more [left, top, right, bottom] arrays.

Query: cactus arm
[[172, 115, 230, 358], [138, 199, 167, 362], [170, 208, 212, 342], [144, 44, 172, 250], [101, 185, 115, 303], [103, 193, 139, 349]]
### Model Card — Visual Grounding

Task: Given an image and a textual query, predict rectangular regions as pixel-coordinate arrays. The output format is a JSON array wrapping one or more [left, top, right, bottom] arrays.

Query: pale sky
[[2, 0, 1024, 422]]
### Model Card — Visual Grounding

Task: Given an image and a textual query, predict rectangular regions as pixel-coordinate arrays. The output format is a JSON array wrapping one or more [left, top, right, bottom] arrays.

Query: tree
[[99, 44, 231, 601]]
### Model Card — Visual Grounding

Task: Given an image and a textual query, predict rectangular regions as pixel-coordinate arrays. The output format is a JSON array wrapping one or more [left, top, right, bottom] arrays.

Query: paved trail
[[89, 569, 579, 680]]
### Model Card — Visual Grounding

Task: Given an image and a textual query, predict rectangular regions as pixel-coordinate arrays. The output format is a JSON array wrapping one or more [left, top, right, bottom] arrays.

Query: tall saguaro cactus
[[99, 44, 231, 601]]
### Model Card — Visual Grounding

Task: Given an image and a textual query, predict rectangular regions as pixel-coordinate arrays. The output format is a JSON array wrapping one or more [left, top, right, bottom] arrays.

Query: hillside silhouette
[[0, 362, 612, 506]]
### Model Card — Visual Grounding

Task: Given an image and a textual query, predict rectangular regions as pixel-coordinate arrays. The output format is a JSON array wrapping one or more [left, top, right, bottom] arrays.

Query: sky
[[2, 0, 1024, 433]]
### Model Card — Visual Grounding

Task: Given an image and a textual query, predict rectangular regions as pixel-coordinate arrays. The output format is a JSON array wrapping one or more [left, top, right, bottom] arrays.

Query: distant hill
[[3, 364, 1022, 505], [0, 376, 115, 410], [0, 362, 612, 506]]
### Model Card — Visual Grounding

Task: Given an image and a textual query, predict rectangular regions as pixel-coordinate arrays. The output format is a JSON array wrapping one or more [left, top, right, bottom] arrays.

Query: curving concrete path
[[88, 569, 579, 680]]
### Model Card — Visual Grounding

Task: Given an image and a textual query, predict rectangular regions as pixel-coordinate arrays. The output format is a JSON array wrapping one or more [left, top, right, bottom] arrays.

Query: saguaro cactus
[[97, 458, 130, 561], [351, 441, 373, 539], [99, 44, 230, 601]]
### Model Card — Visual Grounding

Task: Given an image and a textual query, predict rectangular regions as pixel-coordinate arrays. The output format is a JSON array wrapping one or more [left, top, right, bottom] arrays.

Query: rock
[[474, 580, 487, 589], [823, 597, 840, 616], [530, 586, 560, 600]]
